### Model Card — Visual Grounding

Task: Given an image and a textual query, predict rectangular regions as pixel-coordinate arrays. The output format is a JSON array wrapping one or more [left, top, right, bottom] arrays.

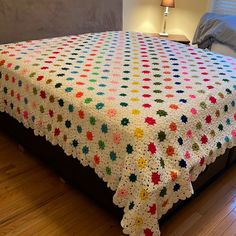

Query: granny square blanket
[[0, 31, 235, 236]]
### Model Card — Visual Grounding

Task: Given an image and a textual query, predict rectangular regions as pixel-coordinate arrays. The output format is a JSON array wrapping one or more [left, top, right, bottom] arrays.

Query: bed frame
[[0, 112, 235, 222], [0, 0, 235, 225]]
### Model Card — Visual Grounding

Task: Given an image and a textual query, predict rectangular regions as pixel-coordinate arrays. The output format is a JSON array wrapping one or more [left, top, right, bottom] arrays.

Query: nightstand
[[150, 34, 190, 45]]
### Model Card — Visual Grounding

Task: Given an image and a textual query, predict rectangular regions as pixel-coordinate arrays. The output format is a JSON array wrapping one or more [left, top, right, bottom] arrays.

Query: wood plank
[[210, 209, 236, 236], [168, 212, 202, 236], [222, 217, 236, 236], [183, 187, 236, 235]]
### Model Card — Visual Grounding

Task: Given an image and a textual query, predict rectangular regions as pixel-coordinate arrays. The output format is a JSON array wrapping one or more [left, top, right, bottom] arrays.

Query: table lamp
[[160, 0, 175, 37]]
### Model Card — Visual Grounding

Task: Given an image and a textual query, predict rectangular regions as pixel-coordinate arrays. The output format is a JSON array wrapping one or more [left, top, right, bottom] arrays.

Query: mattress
[[0, 31, 235, 236], [211, 42, 236, 58]]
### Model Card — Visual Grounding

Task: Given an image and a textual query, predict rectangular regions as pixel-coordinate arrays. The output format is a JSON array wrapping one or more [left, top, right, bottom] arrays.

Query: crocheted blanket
[[0, 32, 235, 236]]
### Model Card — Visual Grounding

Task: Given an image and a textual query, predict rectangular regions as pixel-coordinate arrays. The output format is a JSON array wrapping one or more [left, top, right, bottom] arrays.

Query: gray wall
[[0, 0, 122, 44]]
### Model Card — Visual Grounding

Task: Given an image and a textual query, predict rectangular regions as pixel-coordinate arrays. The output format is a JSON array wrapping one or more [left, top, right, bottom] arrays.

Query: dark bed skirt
[[0, 112, 235, 222]]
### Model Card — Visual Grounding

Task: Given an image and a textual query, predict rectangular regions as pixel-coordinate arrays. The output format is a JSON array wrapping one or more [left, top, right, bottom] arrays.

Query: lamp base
[[159, 32, 169, 37]]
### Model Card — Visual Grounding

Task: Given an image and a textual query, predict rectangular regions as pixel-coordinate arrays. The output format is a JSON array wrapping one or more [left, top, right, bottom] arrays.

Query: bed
[[0, 2, 236, 236], [211, 42, 236, 58], [193, 12, 236, 57]]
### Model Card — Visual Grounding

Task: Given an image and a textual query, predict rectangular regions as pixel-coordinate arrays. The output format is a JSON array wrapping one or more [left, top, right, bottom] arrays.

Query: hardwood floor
[[0, 131, 235, 236]]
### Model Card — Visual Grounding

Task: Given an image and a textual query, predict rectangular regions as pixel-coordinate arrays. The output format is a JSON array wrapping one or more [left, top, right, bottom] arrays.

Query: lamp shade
[[160, 0, 175, 8]]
